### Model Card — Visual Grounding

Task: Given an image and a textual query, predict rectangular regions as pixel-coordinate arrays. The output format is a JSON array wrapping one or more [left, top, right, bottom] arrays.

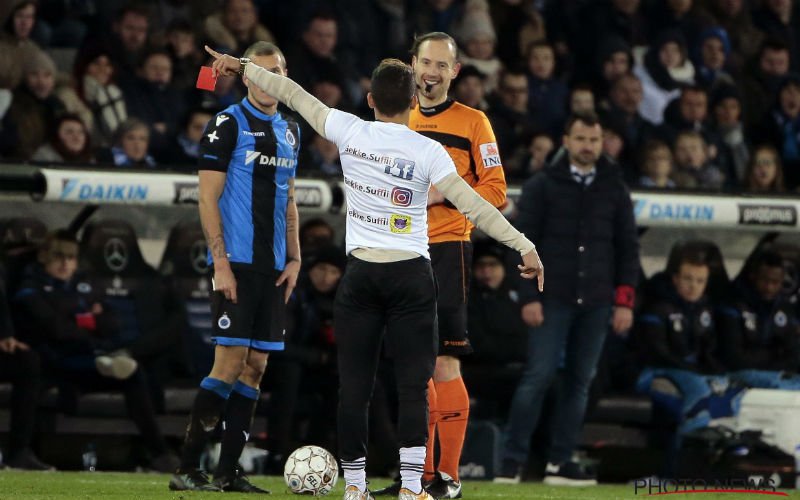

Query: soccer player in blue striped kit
[[170, 41, 302, 493]]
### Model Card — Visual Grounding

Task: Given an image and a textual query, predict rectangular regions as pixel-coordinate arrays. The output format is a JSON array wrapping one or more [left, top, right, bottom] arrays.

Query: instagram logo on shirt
[[391, 187, 413, 207]]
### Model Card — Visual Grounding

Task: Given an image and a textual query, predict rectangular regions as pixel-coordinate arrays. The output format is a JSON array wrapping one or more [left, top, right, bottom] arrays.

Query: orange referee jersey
[[409, 99, 507, 243]]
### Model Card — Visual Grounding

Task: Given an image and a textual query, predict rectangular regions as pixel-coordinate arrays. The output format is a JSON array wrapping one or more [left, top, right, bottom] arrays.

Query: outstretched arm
[[434, 172, 544, 291], [205, 45, 330, 138]]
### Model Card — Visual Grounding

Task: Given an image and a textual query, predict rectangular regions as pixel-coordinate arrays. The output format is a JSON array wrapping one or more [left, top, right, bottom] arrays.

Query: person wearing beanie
[[693, 27, 734, 91], [456, 0, 502, 92], [7, 48, 66, 159]]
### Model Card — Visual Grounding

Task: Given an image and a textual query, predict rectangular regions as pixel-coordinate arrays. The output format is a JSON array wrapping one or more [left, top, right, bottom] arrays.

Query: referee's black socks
[[216, 381, 259, 478], [179, 377, 233, 472]]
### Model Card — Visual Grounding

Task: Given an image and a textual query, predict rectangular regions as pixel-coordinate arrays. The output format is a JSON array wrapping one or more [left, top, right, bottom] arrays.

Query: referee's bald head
[[370, 58, 416, 117]]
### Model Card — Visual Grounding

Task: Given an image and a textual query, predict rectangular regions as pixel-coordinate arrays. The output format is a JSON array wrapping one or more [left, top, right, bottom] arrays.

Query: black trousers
[[0, 349, 41, 457], [334, 256, 437, 461]]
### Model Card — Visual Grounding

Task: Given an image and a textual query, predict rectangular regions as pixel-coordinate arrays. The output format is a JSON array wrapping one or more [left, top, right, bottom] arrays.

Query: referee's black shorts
[[210, 268, 286, 351], [430, 240, 473, 356]]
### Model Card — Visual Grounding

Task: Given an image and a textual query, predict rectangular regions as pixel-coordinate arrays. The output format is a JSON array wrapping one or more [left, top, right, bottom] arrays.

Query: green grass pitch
[[0, 472, 796, 500]]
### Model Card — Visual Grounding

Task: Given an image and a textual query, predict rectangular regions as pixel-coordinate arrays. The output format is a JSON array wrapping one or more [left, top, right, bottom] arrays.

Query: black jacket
[[635, 273, 724, 374], [467, 279, 527, 365], [716, 280, 800, 372], [516, 153, 640, 307]]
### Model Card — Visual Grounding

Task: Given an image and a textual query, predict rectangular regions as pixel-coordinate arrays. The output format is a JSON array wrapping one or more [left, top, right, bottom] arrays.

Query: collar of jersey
[[418, 98, 455, 117], [241, 97, 279, 121]]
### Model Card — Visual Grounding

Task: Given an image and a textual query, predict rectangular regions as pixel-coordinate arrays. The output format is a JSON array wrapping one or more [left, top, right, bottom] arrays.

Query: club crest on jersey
[[285, 128, 296, 146], [218, 313, 231, 330], [390, 214, 411, 233], [775, 311, 788, 327], [479, 142, 502, 168]]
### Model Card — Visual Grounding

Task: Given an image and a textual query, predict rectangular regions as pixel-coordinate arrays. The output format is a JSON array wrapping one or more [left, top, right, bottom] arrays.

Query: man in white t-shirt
[[205, 47, 543, 500]]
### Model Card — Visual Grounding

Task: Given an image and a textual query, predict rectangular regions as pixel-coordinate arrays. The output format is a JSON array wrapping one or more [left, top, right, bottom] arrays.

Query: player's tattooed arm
[[199, 170, 238, 302], [276, 178, 301, 303]]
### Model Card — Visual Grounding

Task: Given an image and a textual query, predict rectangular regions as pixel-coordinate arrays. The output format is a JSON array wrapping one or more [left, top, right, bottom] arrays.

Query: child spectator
[[306, 133, 341, 177], [97, 118, 156, 168], [758, 75, 800, 189], [165, 18, 204, 92], [569, 85, 595, 114], [742, 145, 785, 193], [638, 140, 676, 189], [672, 130, 725, 190], [159, 108, 213, 168], [525, 40, 568, 137], [507, 131, 554, 183], [31, 113, 93, 164]]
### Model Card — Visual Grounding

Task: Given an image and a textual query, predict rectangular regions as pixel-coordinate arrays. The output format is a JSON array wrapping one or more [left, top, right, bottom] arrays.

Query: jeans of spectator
[[501, 299, 611, 466], [729, 369, 800, 390], [636, 368, 743, 435]]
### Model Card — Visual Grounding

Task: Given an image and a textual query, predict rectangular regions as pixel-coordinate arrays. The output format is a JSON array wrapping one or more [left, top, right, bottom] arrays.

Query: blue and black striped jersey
[[198, 97, 301, 273]]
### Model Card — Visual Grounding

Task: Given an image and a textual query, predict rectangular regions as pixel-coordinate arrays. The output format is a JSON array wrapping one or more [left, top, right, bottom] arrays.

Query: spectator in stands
[[33, 0, 90, 48], [704, 0, 763, 75], [264, 245, 344, 469], [569, 85, 596, 115], [634, 249, 740, 458], [11, 230, 180, 472], [753, 0, 800, 70], [495, 112, 639, 485], [633, 30, 695, 125], [507, 131, 554, 183], [600, 73, 655, 153], [97, 118, 156, 168], [717, 250, 800, 388], [742, 39, 792, 133], [455, 0, 502, 93], [0, 40, 21, 158], [591, 36, 633, 102], [160, 108, 213, 168], [165, 18, 205, 92], [602, 114, 637, 181], [31, 113, 93, 164], [638, 140, 677, 189], [96, 4, 151, 83], [574, 0, 648, 74], [299, 218, 335, 258], [74, 47, 128, 148], [525, 41, 568, 138], [742, 145, 786, 193], [204, 0, 274, 55], [7, 49, 66, 160], [121, 48, 186, 158], [1, 0, 48, 51], [0, 265, 51, 470], [487, 69, 537, 167], [452, 65, 488, 111], [646, 0, 712, 48], [410, 0, 463, 39], [286, 11, 357, 111], [693, 27, 734, 90], [710, 85, 749, 185], [757, 74, 800, 189], [305, 133, 341, 177], [672, 130, 725, 190], [463, 241, 527, 417]]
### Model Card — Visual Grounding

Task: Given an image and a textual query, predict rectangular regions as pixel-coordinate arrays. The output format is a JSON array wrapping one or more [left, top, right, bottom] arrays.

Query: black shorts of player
[[211, 267, 287, 351], [430, 240, 473, 356]]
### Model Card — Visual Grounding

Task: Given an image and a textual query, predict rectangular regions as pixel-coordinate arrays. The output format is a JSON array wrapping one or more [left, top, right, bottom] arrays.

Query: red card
[[196, 66, 217, 91]]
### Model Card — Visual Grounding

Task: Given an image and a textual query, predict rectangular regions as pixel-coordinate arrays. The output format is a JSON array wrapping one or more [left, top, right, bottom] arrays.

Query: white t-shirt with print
[[324, 109, 457, 258]]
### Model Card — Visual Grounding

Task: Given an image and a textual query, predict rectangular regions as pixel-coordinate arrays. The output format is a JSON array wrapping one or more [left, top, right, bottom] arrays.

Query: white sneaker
[[398, 487, 435, 500], [344, 485, 374, 500], [95, 354, 137, 380], [542, 462, 598, 486]]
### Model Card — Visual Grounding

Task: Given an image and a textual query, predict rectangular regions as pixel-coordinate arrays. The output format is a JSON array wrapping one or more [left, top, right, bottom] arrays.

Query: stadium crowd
[[1, 0, 800, 485]]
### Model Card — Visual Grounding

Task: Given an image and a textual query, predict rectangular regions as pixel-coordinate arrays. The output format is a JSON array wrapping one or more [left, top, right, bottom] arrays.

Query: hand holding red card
[[196, 66, 217, 91]]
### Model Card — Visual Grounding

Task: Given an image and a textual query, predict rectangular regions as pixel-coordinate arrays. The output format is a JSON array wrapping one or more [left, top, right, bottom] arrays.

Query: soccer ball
[[284, 445, 339, 496]]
